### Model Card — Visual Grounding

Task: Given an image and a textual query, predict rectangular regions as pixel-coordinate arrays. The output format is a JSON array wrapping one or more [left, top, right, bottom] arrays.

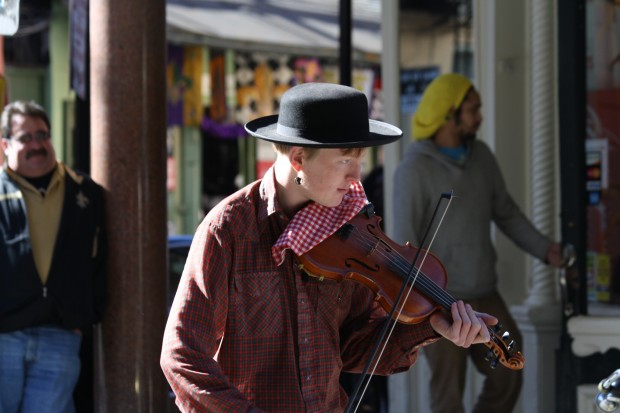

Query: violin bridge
[[368, 238, 380, 257]]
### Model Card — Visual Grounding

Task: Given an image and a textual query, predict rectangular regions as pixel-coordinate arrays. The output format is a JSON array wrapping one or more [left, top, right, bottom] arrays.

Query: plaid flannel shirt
[[161, 167, 438, 413]]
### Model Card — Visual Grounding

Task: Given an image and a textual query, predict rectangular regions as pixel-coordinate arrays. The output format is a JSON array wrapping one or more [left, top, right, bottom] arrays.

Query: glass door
[[585, 0, 620, 309]]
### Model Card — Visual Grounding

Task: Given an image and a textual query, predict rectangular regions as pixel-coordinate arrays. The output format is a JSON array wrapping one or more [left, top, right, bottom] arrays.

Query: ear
[[444, 107, 456, 122], [288, 146, 304, 172]]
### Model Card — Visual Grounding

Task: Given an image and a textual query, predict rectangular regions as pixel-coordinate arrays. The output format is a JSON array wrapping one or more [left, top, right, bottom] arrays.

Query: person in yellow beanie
[[392, 73, 564, 413], [411, 73, 473, 140]]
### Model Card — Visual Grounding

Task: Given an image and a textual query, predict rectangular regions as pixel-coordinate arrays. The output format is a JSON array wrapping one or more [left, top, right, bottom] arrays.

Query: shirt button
[[300, 299, 306, 304], [303, 337, 309, 344], [306, 375, 312, 381]]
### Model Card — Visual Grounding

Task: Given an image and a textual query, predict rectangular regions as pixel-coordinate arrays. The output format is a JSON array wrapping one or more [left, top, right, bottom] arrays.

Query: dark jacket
[[0, 165, 107, 332]]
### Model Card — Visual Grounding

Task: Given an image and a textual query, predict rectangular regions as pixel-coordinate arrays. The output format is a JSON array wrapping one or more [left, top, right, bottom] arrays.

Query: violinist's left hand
[[429, 301, 498, 348]]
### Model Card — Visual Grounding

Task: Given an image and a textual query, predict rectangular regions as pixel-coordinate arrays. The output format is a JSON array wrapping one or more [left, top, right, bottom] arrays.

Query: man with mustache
[[392, 73, 564, 413], [0, 101, 107, 413]]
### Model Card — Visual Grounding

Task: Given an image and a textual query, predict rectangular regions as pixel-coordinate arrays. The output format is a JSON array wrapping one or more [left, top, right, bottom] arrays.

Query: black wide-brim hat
[[244, 82, 403, 148]]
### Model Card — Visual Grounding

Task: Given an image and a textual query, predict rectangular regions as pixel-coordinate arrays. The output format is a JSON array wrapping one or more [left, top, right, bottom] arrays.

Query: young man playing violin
[[160, 82, 498, 413], [393, 73, 565, 413]]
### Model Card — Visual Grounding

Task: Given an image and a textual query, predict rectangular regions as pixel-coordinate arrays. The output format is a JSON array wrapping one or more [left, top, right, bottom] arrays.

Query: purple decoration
[[167, 44, 185, 127], [201, 116, 247, 140]]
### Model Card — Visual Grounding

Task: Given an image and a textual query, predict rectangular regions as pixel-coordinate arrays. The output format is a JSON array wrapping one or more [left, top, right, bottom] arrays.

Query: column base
[[511, 303, 562, 413]]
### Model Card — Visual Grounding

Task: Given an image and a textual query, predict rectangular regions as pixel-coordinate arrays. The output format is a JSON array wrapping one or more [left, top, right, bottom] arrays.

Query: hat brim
[[245, 115, 403, 148]]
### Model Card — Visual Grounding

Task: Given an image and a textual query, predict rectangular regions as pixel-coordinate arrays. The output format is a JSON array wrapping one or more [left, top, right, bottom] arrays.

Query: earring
[[294, 176, 303, 185]]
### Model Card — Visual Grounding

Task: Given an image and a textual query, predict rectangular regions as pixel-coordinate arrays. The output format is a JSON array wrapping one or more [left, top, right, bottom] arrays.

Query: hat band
[[276, 123, 365, 140], [276, 123, 304, 138]]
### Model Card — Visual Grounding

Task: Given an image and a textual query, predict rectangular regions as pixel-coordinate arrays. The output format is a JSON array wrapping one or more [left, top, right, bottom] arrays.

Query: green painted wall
[[4, 66, 47, 104], [48, 0, 71, 162], [168, 126, 203, 235], [4, 0, 71, 163]]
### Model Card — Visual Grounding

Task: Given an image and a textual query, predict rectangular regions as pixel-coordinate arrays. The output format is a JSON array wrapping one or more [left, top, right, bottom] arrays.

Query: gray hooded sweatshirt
[[391, 139, 551, 300]]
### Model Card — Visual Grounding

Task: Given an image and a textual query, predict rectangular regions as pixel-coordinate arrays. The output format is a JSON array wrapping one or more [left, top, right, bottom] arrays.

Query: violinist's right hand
[[429, 301, 498, 348]]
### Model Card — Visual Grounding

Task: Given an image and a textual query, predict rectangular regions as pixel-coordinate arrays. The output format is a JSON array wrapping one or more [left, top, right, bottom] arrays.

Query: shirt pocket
[[231, 271, 283, 338]]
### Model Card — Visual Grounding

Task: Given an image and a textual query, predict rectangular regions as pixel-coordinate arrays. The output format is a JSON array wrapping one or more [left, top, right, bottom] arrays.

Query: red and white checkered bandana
[[272, 181, 367, 265]]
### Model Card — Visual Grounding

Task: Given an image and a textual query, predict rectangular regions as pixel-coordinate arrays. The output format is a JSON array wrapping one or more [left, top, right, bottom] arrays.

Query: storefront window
[[585, 0, 620, 305]]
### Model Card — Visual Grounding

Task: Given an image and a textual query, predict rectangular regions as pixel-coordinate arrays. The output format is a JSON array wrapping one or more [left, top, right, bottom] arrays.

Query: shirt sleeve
[[485, 146, 552, 261], [160, 219, 264, 413]]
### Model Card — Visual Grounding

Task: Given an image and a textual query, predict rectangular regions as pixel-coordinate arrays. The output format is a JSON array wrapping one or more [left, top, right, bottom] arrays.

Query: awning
[[166, 0, 382, 60]]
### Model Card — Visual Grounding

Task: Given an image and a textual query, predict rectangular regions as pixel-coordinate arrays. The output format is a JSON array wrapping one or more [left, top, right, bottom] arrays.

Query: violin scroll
[[484, 324, 525, 370]]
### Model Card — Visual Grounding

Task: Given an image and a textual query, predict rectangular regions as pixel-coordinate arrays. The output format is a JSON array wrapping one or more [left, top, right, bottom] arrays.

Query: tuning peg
[[491, 323, 503, 334], [484, 349, 495, 362], [500, 331, 517, 352], [489, 357, 499, 369]]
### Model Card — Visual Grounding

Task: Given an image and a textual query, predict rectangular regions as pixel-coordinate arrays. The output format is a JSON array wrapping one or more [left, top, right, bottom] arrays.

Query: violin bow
[[344, 191, 454, 413]]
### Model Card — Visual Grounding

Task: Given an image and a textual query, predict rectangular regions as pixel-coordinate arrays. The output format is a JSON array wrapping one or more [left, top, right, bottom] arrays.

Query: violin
[[295, 205, 525, 371]]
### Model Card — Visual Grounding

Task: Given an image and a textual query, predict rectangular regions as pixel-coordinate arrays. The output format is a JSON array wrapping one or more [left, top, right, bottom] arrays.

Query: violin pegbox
[[483, 324, 525, 370]]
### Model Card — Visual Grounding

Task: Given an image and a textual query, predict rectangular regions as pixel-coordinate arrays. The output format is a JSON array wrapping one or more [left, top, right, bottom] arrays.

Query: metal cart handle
[[597, 369, 620, 412]]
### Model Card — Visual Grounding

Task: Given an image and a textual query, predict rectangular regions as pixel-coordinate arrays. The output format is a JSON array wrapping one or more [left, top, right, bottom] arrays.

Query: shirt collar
[[6, 162, 63, 195], [259, 165, 282, 218]]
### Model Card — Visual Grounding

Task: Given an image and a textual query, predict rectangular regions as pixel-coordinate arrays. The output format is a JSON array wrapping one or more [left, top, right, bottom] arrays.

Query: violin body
[[296, 209, 446, 324], [295, 205, 525, 371]]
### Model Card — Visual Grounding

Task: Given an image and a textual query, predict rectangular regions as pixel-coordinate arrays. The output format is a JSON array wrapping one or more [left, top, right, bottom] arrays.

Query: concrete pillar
[[90, 1, 168, 411], [472, 2, 563, 413], [525, 0, 559, 308], [513, 1, 562, 413], [512, 304, 562, 413]]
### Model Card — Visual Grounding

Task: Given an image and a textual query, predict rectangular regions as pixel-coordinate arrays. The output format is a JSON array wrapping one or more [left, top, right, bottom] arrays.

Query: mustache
[[26, 148, 48, 159]]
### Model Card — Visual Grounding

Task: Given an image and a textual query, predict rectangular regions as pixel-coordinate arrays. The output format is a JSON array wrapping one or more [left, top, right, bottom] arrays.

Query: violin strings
[[345, 196, 456, 413], [340, 211, 512, 412], [345, 229, 506, 369], [345, 199, 457, 413], [345, 227, 497, 339], [346, 227, 455, 309], [338, 228, 425, 413]]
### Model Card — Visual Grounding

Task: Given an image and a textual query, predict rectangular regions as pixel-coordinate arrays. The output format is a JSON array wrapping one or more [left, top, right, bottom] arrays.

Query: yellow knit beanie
[[412, 73, 473, 140]]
